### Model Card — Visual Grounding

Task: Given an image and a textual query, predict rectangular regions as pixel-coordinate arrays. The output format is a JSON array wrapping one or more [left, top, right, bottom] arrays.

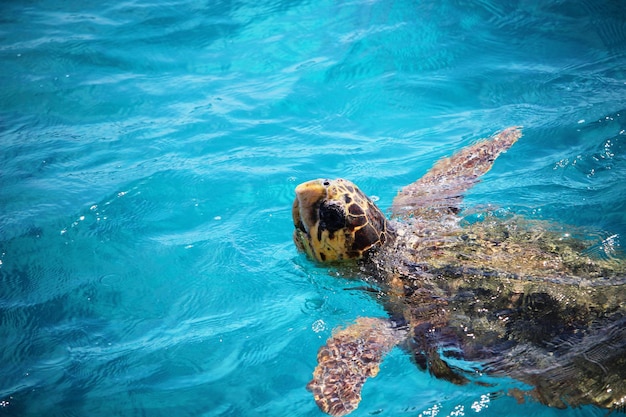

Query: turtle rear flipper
[[392, 127, 521, 218], [307, 317, 407, 416]]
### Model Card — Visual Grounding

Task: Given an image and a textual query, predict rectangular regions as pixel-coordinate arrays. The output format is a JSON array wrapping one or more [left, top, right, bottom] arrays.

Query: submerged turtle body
[[292, 128, 626, 416]]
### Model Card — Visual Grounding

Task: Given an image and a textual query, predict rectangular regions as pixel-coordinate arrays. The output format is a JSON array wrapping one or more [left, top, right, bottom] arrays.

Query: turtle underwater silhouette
[[292, 127, 626, 416]]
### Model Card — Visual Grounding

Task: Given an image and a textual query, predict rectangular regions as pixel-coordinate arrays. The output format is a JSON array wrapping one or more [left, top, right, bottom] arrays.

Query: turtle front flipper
[[392, 127, 521, 218], [307, 317, 407, 416]]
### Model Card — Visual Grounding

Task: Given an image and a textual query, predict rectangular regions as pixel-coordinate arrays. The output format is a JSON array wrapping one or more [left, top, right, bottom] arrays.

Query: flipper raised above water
[[391, 127, 521, 218], [306, 318, 407, 416]]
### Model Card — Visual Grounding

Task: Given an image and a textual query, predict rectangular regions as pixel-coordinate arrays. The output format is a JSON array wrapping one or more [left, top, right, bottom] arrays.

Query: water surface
[[1, 0, 626, 416]]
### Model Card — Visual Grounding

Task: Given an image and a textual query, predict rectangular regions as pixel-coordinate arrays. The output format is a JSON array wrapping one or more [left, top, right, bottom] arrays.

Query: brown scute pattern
[[352, 224, 380, 253], [347, 216, 367, 229], [307, 318, 406, 416], [347, 203, 364, 217], [375, 215, 626, 411], [292, 177, 391, 262]]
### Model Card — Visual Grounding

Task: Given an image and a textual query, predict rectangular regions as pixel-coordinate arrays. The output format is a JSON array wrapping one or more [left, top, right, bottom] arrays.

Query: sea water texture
[[1, 0, 626, 416]]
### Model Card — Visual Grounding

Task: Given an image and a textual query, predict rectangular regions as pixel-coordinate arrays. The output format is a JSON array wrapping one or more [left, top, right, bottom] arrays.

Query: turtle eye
[[318, 202, 346, 233], [322, 179, 331, 187]]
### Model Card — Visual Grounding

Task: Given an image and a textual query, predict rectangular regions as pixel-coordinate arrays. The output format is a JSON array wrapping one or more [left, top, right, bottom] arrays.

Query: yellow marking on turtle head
[[292, 178, 390, 263]]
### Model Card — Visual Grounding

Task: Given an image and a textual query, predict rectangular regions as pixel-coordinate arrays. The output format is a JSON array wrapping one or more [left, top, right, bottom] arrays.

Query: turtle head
[[292, 178, 391, 263]]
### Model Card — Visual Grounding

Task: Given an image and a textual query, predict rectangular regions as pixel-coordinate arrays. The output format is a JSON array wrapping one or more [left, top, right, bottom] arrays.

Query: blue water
[[1, 0, 626, 416]]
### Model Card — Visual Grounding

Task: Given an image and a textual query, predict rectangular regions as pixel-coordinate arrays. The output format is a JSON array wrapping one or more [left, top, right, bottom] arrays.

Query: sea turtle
[[292, 127, 626, 416]]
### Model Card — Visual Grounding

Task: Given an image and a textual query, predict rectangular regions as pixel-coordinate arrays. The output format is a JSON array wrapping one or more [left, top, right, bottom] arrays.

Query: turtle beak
[[293, 179, 327, 234]]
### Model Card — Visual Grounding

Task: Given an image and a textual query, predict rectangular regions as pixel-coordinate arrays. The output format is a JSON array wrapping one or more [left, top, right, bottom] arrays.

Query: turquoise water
[[1, 0, 626, 416]]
